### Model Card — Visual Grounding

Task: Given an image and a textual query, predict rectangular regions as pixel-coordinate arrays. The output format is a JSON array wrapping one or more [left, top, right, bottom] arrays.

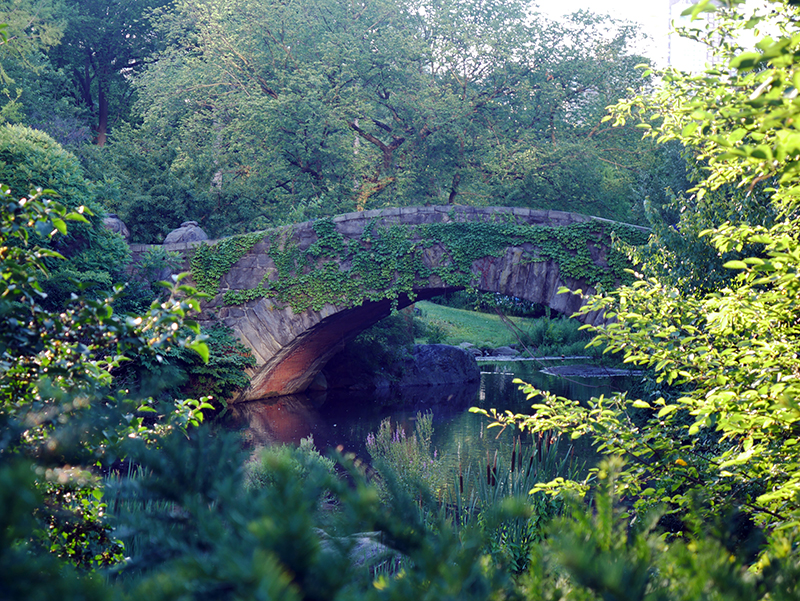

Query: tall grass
[[366, 411, 448, 502], [103, 464, 175, 571], [516, 316, 597, 357], [366, 413, 585, 573]]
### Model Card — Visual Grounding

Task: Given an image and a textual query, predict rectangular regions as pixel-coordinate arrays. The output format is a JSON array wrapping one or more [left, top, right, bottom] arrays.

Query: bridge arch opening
[[236, 275, 592, 402]]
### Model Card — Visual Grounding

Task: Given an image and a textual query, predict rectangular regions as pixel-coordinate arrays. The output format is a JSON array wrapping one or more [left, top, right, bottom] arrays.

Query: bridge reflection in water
[[222, 361, 631, 467], [224, 381, 479, 456]]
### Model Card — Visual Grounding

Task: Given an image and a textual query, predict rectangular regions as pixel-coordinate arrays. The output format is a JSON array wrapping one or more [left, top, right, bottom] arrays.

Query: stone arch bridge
[[138, 206, 648, 401]]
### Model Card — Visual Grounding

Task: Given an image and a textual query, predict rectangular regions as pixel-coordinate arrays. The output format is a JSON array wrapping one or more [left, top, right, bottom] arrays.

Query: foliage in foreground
[[476, 0, 800, 535], [2, 182, 799, 598], [9, 426, 800, 600], [0, 181, 213, 572]]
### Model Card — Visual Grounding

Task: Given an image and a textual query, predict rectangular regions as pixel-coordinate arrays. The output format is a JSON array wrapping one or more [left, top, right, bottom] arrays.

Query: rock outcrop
[[164, 220, 209, 244], [324, 344, 479, 392], [396, 344, 480, 387], [103, 213, 130, 240]]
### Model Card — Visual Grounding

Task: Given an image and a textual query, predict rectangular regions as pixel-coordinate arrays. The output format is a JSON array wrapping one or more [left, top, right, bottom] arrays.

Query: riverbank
[[413, 300, 598, 359]]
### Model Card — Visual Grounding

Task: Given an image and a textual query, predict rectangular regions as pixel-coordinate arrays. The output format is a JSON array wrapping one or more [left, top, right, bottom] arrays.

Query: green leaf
[[749, 145, 773, 161], [681, 122, 699, 137], [730, 51, 762, 70], [681, 0, 717, 19], [657, 405, 679, 418], [50, 217, 66, 235], [723, 260, 747, 269], [64, 211, 90, 224], [189, 341, 210, 363]]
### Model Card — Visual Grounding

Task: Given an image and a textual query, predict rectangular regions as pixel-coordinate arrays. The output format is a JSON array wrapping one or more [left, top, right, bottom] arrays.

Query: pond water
[[223, 359, 635, 473]]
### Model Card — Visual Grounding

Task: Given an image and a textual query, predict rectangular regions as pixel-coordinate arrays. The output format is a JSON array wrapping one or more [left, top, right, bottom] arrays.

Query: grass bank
[[413, 300, 597, 357]]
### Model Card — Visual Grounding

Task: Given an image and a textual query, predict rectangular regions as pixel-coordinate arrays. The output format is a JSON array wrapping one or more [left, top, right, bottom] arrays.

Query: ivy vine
[[190, 230, 268, 296], [190, 216, 647, 313]]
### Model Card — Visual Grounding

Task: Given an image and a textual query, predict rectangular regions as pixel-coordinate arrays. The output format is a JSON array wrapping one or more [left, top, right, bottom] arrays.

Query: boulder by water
[[323, 343, 479, 391], [490, 345, 520, 357], [396, 344, 480, 387]]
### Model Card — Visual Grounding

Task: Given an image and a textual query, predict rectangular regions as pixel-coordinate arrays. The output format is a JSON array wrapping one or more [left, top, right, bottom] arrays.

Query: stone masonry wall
[[128, 206, 646, 400]]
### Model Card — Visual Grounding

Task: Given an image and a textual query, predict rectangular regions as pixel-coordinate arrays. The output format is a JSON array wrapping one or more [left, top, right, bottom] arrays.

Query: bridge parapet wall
[[129, 206, 643, 261]]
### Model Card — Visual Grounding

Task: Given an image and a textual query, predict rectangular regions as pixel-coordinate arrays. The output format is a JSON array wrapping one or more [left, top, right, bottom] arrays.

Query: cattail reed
[[510, 437, 517, 474]]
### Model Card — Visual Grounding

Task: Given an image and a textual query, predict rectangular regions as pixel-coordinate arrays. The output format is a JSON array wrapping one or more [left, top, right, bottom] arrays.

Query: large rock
[[163, 220, 209, 244], [396, 344, 480, 387], [490, 345, 520, 357], [323, 344, 479, 391], [103, 213, 130, 240]]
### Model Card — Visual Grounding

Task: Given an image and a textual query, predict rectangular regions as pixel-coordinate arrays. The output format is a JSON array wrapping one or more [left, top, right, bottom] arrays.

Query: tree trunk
[[95, 81, 108, 147], [448, 172, 461, 204]]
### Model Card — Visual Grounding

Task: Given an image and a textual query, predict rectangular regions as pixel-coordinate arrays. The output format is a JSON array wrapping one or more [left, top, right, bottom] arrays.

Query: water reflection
[[227, 394, 329, 449], [224, 360, 634, 470]]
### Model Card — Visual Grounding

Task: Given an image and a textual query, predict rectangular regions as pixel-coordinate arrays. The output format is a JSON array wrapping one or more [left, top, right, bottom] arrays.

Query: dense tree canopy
[[0, 0, 64, 123], [87, 0, 657, 240], [47, 0, 170, 146], [0, 0, 674, 241]]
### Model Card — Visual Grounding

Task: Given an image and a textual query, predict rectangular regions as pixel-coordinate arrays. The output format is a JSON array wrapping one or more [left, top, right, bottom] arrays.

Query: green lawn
[[412, 301, 597, 357], [413, 301, 537, 348]]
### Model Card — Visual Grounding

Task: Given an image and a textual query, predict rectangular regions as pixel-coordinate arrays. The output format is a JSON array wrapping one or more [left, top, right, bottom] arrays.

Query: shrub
[[366, 412, 584, 574], [0, 124, 130, 307], [430, 290, 547, 318], [244, 436, 337, 491], [366, 411, 448, 502], [125, 323, 255, 407]]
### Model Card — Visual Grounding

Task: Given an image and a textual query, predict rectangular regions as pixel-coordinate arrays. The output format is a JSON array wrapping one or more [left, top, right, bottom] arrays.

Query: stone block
[[333, 211, 361, 222], [336, 221, 366, 237], [362, 209, 384, 220], [235, 255, 258, 270]]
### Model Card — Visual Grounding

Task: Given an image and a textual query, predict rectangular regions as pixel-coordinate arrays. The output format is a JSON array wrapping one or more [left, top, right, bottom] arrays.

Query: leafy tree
[[0, 0, 65, 124], [45, 0, 170, 146], [476, 0, 800, 534], [103, 0, 654, 241], [79, 121, 214, 243], [0, 123, 129, 305]]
